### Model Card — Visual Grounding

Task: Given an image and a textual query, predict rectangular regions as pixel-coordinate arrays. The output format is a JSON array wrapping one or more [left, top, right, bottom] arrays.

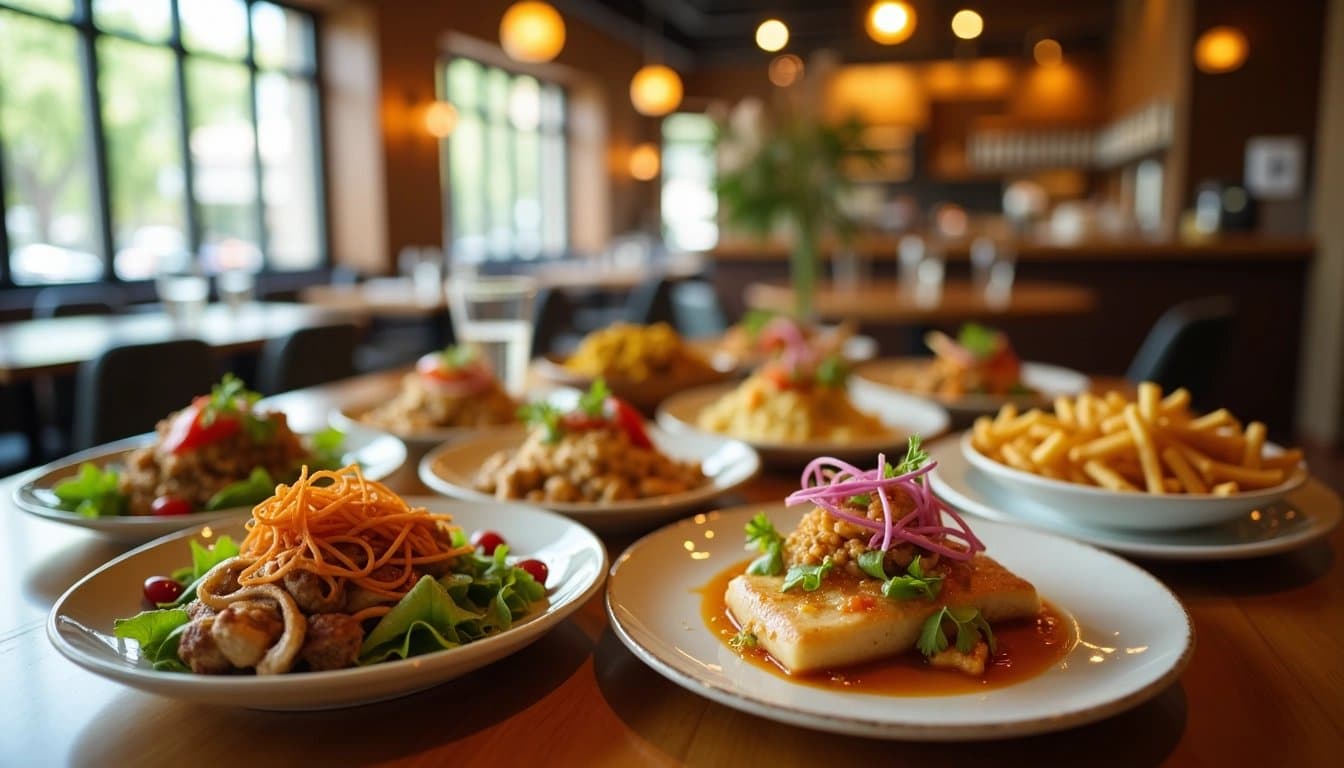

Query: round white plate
[[12, 424, 407, 542], [607, 503, 1193, 740], [854, 358, 1091, 422], [418, 425, 761, 529], [960, 432, 1308, 531], [47, 499, 607, 709], [929, 436, 1341, 560], [656, 381, 950, 469]]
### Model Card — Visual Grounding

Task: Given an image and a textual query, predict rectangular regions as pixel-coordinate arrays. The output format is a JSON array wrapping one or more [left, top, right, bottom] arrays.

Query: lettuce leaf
[[204, 468, 274, 511], [52, 463, 127, 518], [114, 608, 191, 671], [306, 426, 346, 470]]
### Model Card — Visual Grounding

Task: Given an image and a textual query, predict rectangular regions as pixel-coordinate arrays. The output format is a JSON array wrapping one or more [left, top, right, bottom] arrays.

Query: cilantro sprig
[[781, 557, 833, 592], [848, 434, 930, 506], [744, 512, 784, 576], [857, 552, 944, 601], [203, 374, 275, 442], [917, 606, 996, 657], [578, 378, 611, 417], [518, 402, 563, 444], [729, 630, 757, 649]]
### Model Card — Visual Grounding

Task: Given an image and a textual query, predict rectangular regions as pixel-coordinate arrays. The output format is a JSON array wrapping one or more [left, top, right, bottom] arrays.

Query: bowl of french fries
[[961, 382, 1308, 531]]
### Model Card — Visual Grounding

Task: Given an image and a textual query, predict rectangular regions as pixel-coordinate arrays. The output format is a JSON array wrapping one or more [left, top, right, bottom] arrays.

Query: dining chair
[[72, 340, 217, 450], [32, 284, 129, 318], [256, 323, 359, 395], [670, 279, 728, 338], [531, 286, 578, 358], [1126, 296, 1237, 406], [626, 276, 676, 326]]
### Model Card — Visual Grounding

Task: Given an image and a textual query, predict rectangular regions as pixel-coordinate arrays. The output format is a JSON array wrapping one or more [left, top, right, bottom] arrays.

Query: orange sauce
[[698, 558, 1075, 696]]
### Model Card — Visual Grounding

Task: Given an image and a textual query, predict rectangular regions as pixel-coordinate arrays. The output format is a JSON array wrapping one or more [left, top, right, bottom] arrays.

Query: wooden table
[[2, 371, 1341, 765], [744, 279, 1098, 324], [0, 302, 352, 384]]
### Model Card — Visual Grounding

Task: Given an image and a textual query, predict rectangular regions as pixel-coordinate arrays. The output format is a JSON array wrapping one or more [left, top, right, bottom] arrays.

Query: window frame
[[0, 0, 329, 289], [440, 55, 570, 262]]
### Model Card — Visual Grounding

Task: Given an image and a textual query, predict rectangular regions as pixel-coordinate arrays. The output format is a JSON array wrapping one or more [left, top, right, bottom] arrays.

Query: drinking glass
[[831, 247, 868, 292], [216, 268, 255, 310], [156, 272, 209, 330], [971, 235, 1016, 309], [446, 275, 537, 396]]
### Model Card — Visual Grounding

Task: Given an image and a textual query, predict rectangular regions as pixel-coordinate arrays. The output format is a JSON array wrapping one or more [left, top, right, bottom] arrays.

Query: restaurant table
[[0, 302, 353, 384], [2, 370, 1342, 766], [744, 279, 1098, 324]]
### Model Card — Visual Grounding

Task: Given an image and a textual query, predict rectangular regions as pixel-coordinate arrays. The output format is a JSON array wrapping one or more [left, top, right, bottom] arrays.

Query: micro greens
[[518, 402, 564, 444], [729, 630, 758, 649], [203, 374, 275, 442], [578, 378, 612, 417], [744, 513, 784, 576], [957, 323, 998, 359], [848, 435, 929, 506], [916, 606, 996, 657], [781, 557, 833, 592]]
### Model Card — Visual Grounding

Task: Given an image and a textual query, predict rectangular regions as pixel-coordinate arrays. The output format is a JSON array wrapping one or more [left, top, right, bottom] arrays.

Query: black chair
[[1126, 296, 1237, 405], [626, 276, 676, 326], [33, 284, 128, 318], [531, 287, 578, 358], [72, 340, 216, 449], [0, 382, 40, 472], [671, 279, 728, 338], [256, 323, 359, 395]]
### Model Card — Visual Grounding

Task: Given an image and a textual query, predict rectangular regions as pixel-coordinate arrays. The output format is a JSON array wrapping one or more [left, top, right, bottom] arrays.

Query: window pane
[[251, 1, 314, 72], [446, 58, 479, 109], [3, 0, 73, 19], [540, 84, 563, 131], [179, 0, 247, 59], [513, 130, 540, 258], [100, 37, 188, 281], [662, 113, 718, 251], [93, 0, 170, 42], [257, 73, 320, 270], [0, 11, 103, 284], [186, 58, 260, 272], [449, 112, 486, 259], [540, 133, 565, 254], [486, 122, 512, 256]]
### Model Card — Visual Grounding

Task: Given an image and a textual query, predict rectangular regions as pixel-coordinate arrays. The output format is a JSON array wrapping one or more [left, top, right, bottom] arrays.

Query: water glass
[[156, 273, 209, 330], [971, 235, 1016, 308], [446, 275, 537, 396], [831, 248, 869, 292], [216, 269, 255, 310]]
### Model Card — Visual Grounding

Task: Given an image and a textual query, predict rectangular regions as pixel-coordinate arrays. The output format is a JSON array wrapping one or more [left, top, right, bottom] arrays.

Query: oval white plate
[[853, 358, 1091, 422], [657, 381, 950, 468], [960, 432, 1308, 531], [607, 503, 1193, 740], [47, 499, 606, 709], [12, 423, 407, 541], [929, 436, 1341, 560], [418, 425, 761, 529]]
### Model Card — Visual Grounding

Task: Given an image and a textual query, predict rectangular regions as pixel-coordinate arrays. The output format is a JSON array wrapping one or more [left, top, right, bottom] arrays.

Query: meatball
[[299, 613, 364, 671], [211, 599, 284, 669], [283, 569, 344, 614], [185, 600, 216, 622], [178, 617, 232, 674]]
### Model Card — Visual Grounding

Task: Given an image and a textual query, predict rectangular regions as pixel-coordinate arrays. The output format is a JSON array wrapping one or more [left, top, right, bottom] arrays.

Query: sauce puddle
[[698, 558, 1077, 696]]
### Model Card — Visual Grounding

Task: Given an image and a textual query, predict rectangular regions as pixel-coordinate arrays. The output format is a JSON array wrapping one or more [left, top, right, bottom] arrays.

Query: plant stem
[[792, 219, 818, 320]]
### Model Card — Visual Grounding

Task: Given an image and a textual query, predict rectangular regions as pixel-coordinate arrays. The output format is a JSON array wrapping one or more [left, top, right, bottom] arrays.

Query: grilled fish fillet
[[725, 554, 1040, 673]]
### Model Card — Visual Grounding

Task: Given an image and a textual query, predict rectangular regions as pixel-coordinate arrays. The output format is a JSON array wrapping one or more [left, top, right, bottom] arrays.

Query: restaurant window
[[0, 0, 325, 286], [661, 112, 717, 252], [442, 57, 566, 262]]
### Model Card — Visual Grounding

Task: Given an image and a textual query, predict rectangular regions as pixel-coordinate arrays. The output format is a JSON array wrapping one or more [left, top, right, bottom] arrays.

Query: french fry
[[1100, 413, 1127, 434], [1054, 396, 1076, 427], [1124, 404, 1166, 494], [1103, 391, 1128, 414], [1030, 430, 1070, 467], [1161, 446, 1208, 494], [1070, 431, 1135, 462], [994, 403, 1019, 427], [972, 417, 997, 452], [1242, 422, 1266, 469], [1083, 460, 1138, 491], [1209, 462, 1284, 489], [1000, 442, 1035, 473], [1076, 394, 1097, 430], [1211, 481, 1240, 496], [1262, 449, 1304, 471], [1160, 387, 1191, 415], [1188, 408, 1237, 432], [1137, 382, 1161, 423], [1164, 478, 1183, 493]]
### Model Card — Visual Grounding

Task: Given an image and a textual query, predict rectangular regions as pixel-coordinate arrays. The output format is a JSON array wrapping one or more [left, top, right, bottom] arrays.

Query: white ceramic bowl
[[657, 380, 950, 469], [47, 500, 607, 709], [418, 425, 760, 529], [960, 431, 1309, 531]]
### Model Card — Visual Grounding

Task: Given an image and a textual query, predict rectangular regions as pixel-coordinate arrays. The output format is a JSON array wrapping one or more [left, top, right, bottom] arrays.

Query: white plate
[[47, 499, 607, 709], [960, 432, 1308, 531], [929, 436, 1341, 560], [854, 358, 1091, 422], [327, 385, 574, 451], [656, 381, 950, 468], [418, 425, 761, 529], [12, 423, 407, 542], [606, 503, 1193, 740]]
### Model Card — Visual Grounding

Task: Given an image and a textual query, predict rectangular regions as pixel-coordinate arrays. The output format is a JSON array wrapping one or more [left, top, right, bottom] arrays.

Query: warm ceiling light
[[423, 101, 458, 138], [768, 54, 804, 87], [866, 1, 916, 45], [629, 142, 660, 181], [1033, 38, 1063, 66], [499, 1, 565, 63], [630, 64, 683, 116], [755, 19, 789, 52], [1194, 26, 1248, 73], [950, 9, 983, 40]]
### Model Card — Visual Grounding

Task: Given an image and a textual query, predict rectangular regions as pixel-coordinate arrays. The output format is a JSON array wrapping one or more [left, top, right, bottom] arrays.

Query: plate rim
[[852, 358, 1092, 410], [604, 503, 1196, 740], [416, 424, 762, 518], [929, 436, 1342, 560], [45, 498, 609, 702]]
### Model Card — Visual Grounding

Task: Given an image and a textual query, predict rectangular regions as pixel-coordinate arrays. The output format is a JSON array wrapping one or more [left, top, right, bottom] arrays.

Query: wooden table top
[[2, 370, 1341, 765], [0, 302, 351, 384], [744, 279, 1098, 323]]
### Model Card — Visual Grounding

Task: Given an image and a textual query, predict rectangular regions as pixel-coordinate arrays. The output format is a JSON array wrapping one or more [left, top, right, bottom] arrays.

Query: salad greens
[[917, 605, 997, 658], [168, 535, 241, 598], [744, 512, 784, 577], [204, 469, 275, 511], [113, 608, 191, 672], [306, 426, 347, 471], [52, 463, 126, 518]]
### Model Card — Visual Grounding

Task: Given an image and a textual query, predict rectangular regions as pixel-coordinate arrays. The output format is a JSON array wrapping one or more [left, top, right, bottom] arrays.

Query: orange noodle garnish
[[236, 465, 471, 600]]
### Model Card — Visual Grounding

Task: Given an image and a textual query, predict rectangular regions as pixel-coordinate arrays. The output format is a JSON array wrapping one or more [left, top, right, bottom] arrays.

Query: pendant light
[[499, 1, 566, 64], [630, 7, 682, 116]]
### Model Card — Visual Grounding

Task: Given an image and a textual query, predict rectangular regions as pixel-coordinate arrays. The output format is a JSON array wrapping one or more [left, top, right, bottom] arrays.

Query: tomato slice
[[606, 397, 651, 448], [162, 398, 241, 454]]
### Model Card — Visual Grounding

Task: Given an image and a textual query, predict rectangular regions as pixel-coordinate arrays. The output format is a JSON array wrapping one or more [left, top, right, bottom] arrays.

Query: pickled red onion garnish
[[784, 454, 984, 561]]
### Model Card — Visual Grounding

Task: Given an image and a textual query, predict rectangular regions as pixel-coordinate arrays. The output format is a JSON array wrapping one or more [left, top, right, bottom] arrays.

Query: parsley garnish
[[892, 434, 929, 477], [957, 323, 998, 360], [744, 512, 784, 576], [578, 378, 611, 418], [203, 374, 276, 442], [729, 630, 757, 649], [741, 309, 777, 337], [781, 557, 833, 592], [439, 345, 476, 369], [815, 355, 848, 388], [518, 402, 563, 444], [857, 552, 944, 600], [917, 606, 996, 657]]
